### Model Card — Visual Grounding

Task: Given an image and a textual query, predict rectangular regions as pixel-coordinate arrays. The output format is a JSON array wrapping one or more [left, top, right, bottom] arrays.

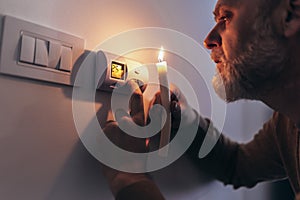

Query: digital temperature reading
[[111, 61, 127, 80]]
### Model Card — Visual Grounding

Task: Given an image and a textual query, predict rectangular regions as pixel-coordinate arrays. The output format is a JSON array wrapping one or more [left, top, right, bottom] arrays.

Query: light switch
[[19, 34, 35, 63], [34, 39, 48, 66], [59, 46, 72, 72], [1, 15, 84, 86], [48, 41, 62, 69]]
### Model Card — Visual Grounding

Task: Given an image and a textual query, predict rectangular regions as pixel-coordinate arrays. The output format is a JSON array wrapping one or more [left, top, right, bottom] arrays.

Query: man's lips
[[210, 50, 227, 75], [210, 54, 224, 73], [210, 54, 222, 64], [214, 59, 222, 64], [212, 58, 222, 66]]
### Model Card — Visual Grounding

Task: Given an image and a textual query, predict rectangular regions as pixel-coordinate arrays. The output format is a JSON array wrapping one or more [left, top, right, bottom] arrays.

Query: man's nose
[[204, 28, 222, 49]]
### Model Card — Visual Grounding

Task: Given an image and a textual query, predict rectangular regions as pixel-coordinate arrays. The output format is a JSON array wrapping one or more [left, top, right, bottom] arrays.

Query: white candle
[[156, 47, 171, 156]]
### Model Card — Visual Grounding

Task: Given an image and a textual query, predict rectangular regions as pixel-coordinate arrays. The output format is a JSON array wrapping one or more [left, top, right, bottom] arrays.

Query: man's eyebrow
[[213, 5, 221, 21], [213, 10, 218, 17], [213, 3, 235, 21]]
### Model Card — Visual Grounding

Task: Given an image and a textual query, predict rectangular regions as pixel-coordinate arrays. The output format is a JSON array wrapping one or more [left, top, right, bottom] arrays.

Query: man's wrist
[[189, 109, 209, 132]]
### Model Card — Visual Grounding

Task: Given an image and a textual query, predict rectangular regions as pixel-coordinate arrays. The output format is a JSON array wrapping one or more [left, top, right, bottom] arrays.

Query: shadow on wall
[[48, 85, 114, 199], [46, 140, 113, 200]]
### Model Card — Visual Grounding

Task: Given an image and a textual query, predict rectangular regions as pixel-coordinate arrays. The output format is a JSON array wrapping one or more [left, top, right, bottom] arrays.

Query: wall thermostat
[[96, 51, 149, 93], [110, 61, 127, 81]]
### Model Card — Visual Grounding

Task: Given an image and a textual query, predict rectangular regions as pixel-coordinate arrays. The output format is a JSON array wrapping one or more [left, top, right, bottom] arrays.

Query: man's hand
[[104, 80, 148, 153], [149, 84, 208, 131], [101, 80, 150, 197]]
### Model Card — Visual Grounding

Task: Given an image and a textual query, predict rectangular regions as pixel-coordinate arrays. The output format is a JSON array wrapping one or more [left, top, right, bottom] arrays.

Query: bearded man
[[101, 0, 300, 199]]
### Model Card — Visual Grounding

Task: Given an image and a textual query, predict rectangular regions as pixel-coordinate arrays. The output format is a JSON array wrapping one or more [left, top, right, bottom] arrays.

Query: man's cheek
[[222, 38, 237, 61], [224, 29, 248, 60]]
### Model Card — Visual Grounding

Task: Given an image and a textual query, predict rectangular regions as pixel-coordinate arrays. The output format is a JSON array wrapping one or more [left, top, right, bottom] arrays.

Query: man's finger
[[115, 109, 130, 123], [140, 83, 147, 93], [170, 101, 181, 117], [127, 80, 145, 122], [171, 92, 178, 102]]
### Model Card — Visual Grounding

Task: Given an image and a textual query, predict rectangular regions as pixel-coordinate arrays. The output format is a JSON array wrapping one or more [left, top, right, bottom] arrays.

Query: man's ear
[[284, 0, 300, 37]]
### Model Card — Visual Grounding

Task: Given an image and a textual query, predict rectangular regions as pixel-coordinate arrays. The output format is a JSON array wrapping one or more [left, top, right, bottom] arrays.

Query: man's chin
[[212, 74, 246, 103], [212, 74, 229, 102]]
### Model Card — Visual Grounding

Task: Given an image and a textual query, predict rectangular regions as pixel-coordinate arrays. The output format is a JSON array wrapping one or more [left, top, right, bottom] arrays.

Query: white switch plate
[[0, 15, 85, 85]]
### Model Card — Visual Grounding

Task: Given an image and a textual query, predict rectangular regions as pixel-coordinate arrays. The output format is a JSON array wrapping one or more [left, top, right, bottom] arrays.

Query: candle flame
[[158, 46, 164, 62], [145, 138, 150, 148]]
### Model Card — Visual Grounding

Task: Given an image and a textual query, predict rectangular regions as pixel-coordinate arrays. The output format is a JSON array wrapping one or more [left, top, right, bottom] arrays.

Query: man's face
[[204, 0, 287, 102]]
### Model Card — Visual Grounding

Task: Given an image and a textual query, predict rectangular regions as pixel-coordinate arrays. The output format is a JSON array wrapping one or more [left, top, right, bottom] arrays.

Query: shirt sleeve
[[187, 112, 287, 189]]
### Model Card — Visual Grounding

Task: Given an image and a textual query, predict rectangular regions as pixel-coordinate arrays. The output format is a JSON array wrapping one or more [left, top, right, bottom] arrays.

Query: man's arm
[[101, 121, 165, 200], [188, 112, 287, 189], [101, 80, 165, 199], [158, 86, 286, 189]]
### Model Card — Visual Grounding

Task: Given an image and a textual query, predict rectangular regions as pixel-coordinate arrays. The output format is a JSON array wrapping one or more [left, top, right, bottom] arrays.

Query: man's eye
[[218, 16, 228, 23]]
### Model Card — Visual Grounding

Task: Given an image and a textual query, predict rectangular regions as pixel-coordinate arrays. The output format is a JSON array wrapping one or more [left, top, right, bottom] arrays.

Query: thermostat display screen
[[111, 61, 127, 80]]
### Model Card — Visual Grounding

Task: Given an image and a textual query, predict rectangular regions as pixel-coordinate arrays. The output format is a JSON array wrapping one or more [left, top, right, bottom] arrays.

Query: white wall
[[0, 0, 273, 199]]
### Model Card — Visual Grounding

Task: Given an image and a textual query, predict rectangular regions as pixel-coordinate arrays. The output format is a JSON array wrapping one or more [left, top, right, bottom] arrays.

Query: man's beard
[[212, 19, 288, 102]]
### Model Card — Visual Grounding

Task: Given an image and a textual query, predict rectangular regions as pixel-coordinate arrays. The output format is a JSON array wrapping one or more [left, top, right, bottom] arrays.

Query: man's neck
[[261, 51, 300, 125]]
